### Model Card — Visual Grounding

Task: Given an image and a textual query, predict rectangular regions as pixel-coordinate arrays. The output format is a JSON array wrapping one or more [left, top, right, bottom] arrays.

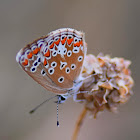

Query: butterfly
[[16, 28, 87, 101], [16, 28, 88, 126]]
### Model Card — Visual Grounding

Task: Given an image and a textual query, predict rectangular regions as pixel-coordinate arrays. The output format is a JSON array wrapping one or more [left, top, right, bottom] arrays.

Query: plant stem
[[72, 107, 87, 140]]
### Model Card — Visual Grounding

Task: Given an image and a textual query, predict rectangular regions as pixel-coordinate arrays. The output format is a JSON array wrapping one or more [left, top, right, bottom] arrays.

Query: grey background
[[0, 0, 139, 140]]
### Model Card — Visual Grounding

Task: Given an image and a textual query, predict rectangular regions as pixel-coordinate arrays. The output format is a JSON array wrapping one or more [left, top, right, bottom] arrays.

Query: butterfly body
[[16, 28, 87, 100]]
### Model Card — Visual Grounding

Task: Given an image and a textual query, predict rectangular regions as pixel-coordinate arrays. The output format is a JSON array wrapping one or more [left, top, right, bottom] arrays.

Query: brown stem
[[72, 107, 88, 140]]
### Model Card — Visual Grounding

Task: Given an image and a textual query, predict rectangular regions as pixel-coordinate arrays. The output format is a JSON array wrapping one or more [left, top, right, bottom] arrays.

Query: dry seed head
[[76, 54, 134, 117]]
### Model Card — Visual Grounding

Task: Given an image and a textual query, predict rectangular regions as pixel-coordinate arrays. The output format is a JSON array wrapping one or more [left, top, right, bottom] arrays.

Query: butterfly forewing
[[16, 28, 87, 94], [41, 28, 86, 89]]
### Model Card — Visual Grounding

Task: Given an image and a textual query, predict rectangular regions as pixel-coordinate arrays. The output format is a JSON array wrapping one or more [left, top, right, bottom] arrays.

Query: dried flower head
[[72, 54, 134, 140], [75, 53, 134, 117]]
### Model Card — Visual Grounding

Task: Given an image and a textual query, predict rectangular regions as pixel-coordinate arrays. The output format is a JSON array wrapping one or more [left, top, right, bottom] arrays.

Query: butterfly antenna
[[56, 95, 61, 127], [29, 95, 57, 114], [57, 101, 59, 127]]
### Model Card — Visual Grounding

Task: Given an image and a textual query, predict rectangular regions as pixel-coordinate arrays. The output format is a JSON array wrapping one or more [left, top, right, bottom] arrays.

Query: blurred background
[[0, 0, 140, 140]]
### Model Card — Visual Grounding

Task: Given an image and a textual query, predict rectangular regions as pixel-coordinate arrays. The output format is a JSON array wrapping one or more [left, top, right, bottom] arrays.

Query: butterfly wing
[[16, 28, 87, 94], [40, 28, 87, 89], [16, 39, 68, 94]]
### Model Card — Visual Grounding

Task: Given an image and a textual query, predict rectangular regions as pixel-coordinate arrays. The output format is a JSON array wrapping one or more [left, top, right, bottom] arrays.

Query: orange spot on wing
[[67, 38, 73, 45], [44, 58, 47, 66], [44, 49, 50, 57], [49, 42, 54, 49], [22, 59, 28, 66], [54, 46, 58, 50], [38, 47, 41, 51], [74, 42, 80, 47], [79, 40, 83, 46], [55, 38, 60, 45], [33, 48, 39, 55], [27, 52, 33, 59], [61, 37, 67, 45]]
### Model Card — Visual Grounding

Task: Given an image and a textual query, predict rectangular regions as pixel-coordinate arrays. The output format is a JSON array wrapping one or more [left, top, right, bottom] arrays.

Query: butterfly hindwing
[[16, 41, 68, 94]]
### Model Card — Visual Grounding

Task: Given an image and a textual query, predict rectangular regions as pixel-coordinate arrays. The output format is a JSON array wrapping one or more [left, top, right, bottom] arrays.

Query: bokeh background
[[0, 0, 140, 140]]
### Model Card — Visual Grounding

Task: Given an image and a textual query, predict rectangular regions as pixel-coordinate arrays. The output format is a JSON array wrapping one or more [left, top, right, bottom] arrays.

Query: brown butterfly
[[16, 28, 87, 125]]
